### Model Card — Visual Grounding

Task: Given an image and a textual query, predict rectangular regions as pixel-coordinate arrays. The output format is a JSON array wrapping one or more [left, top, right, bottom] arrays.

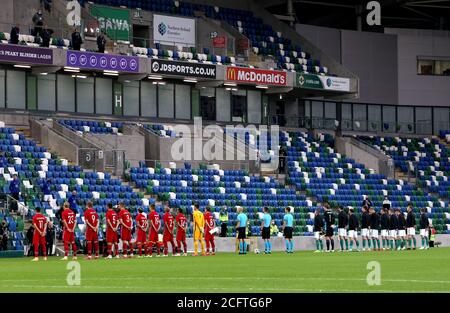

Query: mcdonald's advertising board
[[226, 67, 287, 86]]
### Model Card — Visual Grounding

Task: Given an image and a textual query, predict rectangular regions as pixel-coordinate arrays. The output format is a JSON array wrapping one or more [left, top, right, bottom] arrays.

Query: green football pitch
[[0, 248, 449, 293]]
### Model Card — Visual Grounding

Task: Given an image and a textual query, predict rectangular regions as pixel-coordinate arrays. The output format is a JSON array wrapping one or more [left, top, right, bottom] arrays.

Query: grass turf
[[0, 248, 449, 293]]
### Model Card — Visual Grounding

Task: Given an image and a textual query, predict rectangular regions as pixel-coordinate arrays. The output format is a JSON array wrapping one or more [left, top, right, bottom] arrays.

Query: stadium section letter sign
[[91, 5, 130, 41], [296, 73, 350, 92], [226, 67, 287, 86], [67, 51, 139, 73], [0, 44, 53, 64], [150, 59, 216, 79], [153, 14, 196, 46]]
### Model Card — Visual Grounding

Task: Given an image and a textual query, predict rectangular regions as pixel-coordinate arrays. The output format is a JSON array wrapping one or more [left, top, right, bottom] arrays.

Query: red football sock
[[123, 242, 128, 255], [210, 240, 215, 253], [94, 241, 99, 256], [87, 241, 92, 256], [107, 243, 112, 256], [64, 241, 69, 256], [129, 242, 133, 255], [72, 243, 77, 256]]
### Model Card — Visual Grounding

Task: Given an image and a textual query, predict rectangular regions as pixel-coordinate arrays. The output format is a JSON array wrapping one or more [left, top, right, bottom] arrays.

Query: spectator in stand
[[71, 28, 83, 51], [32, 10, 44, 38], [0, 218, 8, 250], [219, 207, 228, 237], [97, 30, 107, 53], [42, 178, 52, 201], [382, 195, 391, 210], [41, 26, 52, 48], [9, 174, 21, 213], [26, 224, 34, 256], [362, 195, 372, 209], [46, 221, 54, 256], [10, 25, 20, 45], [41, 0, 52, 13], [67, 190, 78, 214]]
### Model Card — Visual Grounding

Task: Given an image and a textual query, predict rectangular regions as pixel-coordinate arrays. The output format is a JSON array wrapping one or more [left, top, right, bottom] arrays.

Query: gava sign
[[91, 5, 130, 41]]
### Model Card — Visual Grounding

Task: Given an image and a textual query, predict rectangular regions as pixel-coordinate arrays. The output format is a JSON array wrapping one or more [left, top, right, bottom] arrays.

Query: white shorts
[[420, 229, 428, 237], [348, 230, 358, 239], [338, 228, 347, 237], [398, 230, 406, 237], [371, 229, 379, 238], [361, 228, 369, 237], [381, 229, 389, 237], [407, 227, 416, 236], [389, 230, 397, 238], [314, 231, 321, 240]]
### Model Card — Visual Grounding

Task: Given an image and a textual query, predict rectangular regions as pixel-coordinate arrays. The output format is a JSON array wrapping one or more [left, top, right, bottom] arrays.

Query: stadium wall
[[296, 24, 450, 108], [385, 28, 450, 108], [296, 24, 398, 105]]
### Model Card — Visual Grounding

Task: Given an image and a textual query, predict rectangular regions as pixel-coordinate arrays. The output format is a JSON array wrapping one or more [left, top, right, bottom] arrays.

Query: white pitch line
[[1, 276, 449, 284], [1, 284, 449, 293]]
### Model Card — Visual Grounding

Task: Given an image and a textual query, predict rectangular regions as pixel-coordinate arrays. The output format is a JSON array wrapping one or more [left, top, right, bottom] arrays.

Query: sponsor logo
[[152, 61, 160, 72], [158, 22, 167, 36], [326, 78, 332, 87], [151, 60, 216, 79], [298, 75, 305, 86], [226, 67, 287, 86]]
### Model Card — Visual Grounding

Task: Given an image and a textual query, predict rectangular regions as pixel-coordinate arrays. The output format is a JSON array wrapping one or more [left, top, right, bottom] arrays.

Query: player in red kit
[[175, 208, 188, 256], [135, 207, 148, 257], [32, 207, 47, 261], [118, 202, 134, 258], [147, 204, 161, 257], [204, 207, 216, 255], [162, 206, 176, 257], [84, 201, 99, 259], [61, 202, 77, 260], [105, 203, 119, 259]]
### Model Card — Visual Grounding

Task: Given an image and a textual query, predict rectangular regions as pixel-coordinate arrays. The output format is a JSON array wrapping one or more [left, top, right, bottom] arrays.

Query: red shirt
[[106, 209, 119, 231], [176, 213, 187, 235], [61, 209, 76, 232], [204, 211, 215, 232], [32, 213, 47, 235], [84, 208, 99, 230], [136, 213, 148, 231], [149, 211, 161, 232], [119, 209, 133, 229], [163, 212, 175, 234]]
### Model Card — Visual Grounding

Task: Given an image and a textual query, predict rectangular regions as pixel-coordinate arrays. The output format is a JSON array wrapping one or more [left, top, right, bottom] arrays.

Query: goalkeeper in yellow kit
[[192, 203, 206, 256]]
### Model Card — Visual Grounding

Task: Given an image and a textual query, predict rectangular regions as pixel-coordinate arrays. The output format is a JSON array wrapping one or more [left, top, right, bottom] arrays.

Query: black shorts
[[262, 227, 270, 239], [283, 226, 293, 239], [325, 226, 334, 237], [237, 227, 246, 239]]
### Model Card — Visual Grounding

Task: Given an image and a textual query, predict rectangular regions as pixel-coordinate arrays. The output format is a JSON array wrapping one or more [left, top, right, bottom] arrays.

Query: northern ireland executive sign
[[150, 59, 216, 79], [226, 67, 287, 86], [67, 51, 139, 72], [296, 73, 350, 92]]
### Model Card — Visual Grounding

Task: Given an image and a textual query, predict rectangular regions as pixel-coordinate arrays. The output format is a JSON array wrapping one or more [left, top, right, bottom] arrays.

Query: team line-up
[[29, 201, 431, 261]]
